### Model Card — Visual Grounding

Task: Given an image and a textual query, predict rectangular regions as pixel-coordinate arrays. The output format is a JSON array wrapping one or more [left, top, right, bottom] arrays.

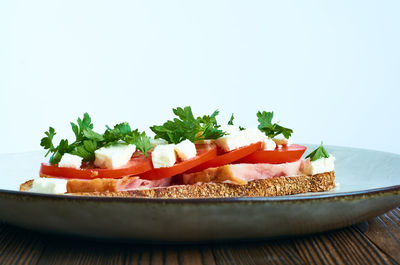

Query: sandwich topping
[[40, 113, 152, 165], [303, 142, 336, 175], [27, 106, 335, 194]]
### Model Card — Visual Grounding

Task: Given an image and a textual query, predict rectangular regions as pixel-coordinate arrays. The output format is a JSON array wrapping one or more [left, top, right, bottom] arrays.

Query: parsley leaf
[[41, 127, 73, 164], [70, 113, 94, 142], [228, 114, 234, 125], [197, 110, 226, 140], [71, 140, 97, 162], [227, 113, 246, 130], [133, 132, 153, 155], [257, 111, 293, 139], [104, 123, 152, 156], [40, 127, 56, 157], [306, 142, 330, 161], [41, 113, 97, 164], [41, 113, 153, 164], [150, 106, 226, 144], [103, 122, 134, 146], [83, 129, 104, 142], [50, 139, 70, 164]]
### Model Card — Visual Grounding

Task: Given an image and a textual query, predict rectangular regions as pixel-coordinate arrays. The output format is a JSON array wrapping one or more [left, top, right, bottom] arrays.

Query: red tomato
[[236, 144, 307, 164], [139, 144, 217, 180], [40, 152, 153, 179], [185, 142, 262, 173]]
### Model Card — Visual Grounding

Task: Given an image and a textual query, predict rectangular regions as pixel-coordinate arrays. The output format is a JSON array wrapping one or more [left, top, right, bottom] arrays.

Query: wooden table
[[1, 208, 399, 265]]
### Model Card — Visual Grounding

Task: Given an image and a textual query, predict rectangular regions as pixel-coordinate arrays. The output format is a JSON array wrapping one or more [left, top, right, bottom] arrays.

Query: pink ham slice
[[182, 160, 303, 185], [117, 177, 172, 191], [67, 176, 172, 193], [66, 160, 303, 192]]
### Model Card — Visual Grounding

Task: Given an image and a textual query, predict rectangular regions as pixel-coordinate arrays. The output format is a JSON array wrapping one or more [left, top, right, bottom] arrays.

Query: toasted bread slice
[[20, 171, 335, 198]]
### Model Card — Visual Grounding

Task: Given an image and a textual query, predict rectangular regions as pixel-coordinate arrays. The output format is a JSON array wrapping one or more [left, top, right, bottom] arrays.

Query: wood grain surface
[[0, 208, 399, 265]]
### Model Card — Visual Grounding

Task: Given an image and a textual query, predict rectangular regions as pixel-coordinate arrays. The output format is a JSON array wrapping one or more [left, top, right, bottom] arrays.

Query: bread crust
[[67, 178, 119, 193], [20, 179, 34, 192], [20, 172, 335, 198]]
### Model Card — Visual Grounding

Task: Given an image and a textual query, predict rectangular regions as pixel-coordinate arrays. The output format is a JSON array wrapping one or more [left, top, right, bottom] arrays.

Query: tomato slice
[[185, 142, 262, 173], [40, 152, 153, 179], [236, 144, 307, 164], [139, 144, 217, 180]]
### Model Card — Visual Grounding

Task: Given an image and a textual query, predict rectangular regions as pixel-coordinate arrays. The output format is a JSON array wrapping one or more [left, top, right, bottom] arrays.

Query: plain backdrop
[[0, 0, 399, 155]]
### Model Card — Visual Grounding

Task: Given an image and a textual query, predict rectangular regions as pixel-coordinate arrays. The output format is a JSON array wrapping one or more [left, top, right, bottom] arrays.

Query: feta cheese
[[152, 144, 177, 168], [30, 178, 68, 194], [215, 128, 264, 152], [273, 138, 292, 146], [302, 155, 335, 175], [58, 153, 82, 169], [94, 144, 136, 169], [262, 138, 277, 150], [175, 139, 197, 161], [150, 138, 168, 148]]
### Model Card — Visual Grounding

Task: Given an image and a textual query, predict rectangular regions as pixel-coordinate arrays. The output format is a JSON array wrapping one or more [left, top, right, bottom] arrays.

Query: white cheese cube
[[175, 139, 197, 161], [215, 128, 264, 152], [262, 138, 277, 151], [58, 153, 82, 169], [152, 144, 176, 168], [94, 144, 136, 169], [302, 155, 335, 175], [273, 138, 292, 146], [150, 138, 168, 148], [30, 178, 68, 194]]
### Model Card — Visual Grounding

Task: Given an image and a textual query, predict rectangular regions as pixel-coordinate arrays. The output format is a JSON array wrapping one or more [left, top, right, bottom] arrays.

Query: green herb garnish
[[102, 122, 152, 155], [228, 114, 234, 125], [40, 113, 152, 164], [257, 111, 293, 139], [150, 106, 226, 144], [227, 113, 245, 130], [306, 142, 330, 161]]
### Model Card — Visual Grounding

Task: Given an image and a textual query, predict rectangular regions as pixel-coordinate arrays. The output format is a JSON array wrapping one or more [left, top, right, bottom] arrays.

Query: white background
[[1, 0, 399, 155]]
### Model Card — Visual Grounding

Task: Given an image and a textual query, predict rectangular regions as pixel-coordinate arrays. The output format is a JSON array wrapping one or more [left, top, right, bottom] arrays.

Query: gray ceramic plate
[[0, 145, 399, 242]]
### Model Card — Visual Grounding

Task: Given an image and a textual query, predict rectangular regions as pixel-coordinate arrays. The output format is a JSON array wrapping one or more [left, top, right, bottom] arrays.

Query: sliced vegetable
[[236, 144, 307, 164], [185, 142, 262, 173], [139, 144, 217, 180], [40, 152, 153, 179]]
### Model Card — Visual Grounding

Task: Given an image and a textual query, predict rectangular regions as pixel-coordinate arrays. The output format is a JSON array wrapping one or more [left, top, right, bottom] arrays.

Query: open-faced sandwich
[[20, 107, 336, 198]]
